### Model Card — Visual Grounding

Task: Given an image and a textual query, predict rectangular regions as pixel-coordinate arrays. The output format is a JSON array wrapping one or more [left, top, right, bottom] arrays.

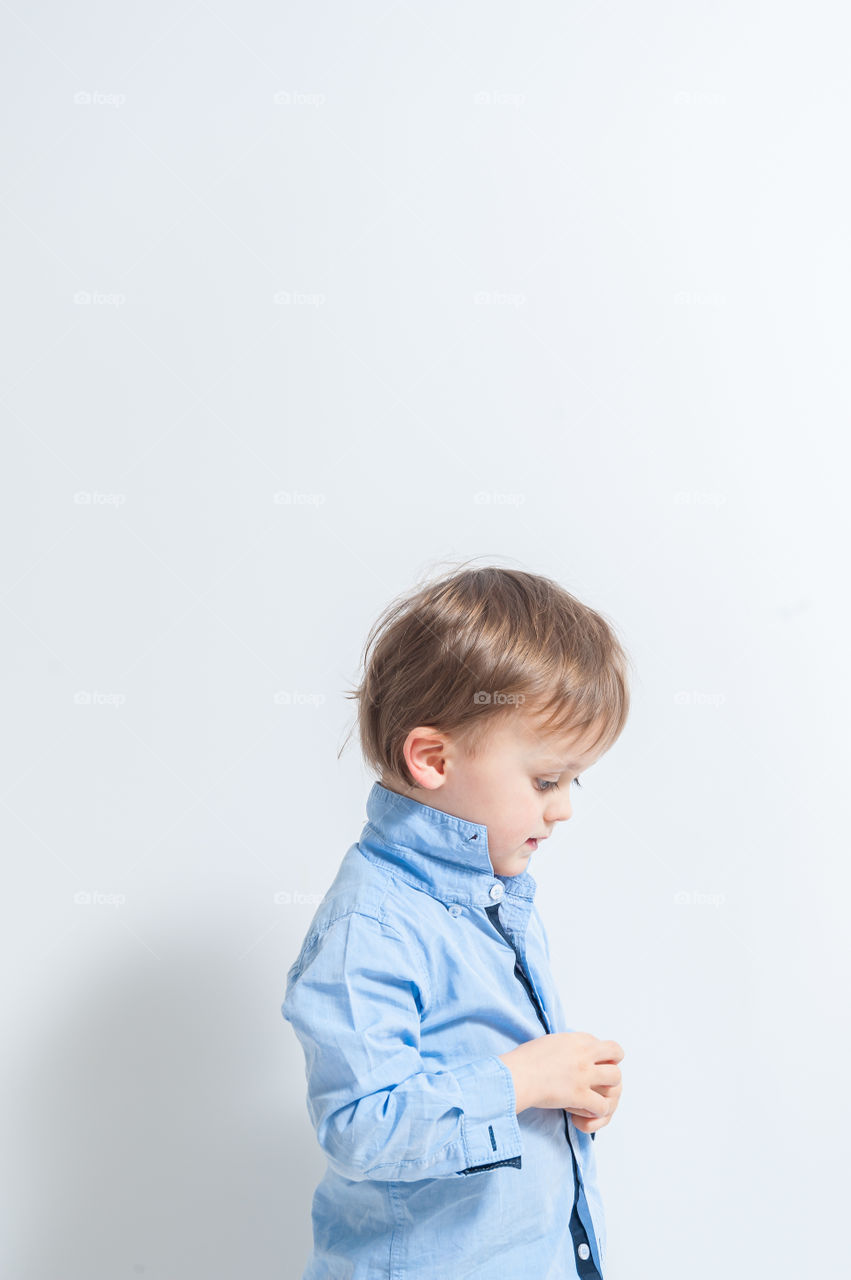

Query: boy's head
[[344, 563, 632, 877]]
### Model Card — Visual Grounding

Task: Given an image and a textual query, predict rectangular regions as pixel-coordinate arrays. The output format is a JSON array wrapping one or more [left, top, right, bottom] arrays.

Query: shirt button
[[489, 882, 504, 901], [448, 903, 462, 917], [577, 1243, 590, 1261]]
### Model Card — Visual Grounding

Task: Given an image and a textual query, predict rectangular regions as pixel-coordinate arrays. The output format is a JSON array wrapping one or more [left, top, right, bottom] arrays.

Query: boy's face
[[386, 711, 609, 878]]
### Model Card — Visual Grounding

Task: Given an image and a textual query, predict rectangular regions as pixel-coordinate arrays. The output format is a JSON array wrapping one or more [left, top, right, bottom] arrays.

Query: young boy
[[281, 564, 630, 1278]]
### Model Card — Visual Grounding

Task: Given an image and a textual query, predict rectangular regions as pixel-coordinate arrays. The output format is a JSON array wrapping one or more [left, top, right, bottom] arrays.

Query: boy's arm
[[281, 910, 524, 1182]]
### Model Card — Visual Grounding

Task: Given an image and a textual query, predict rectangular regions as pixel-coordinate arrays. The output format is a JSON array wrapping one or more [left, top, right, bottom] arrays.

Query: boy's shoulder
[[314, 838, 411, 926], [285, 840, 430, 978]]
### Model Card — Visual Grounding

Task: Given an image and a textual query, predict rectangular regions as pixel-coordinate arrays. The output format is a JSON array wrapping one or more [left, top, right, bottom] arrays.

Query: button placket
[[483, 898, 604, 1280]]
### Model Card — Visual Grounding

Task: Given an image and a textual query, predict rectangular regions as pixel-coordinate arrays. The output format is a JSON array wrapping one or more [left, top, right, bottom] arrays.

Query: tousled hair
[[339, 559, 633, 790]]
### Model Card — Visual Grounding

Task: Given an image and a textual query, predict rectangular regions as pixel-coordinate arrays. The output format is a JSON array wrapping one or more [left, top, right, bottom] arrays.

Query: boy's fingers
[[574, 1111, 610, 1133], [583, 1092, 610, 1117], [596, 1040, 624, 1063], [568, 1094, 607, 1118], [593, 1085, 621, 1111], [593, 1064, 622, 1088]]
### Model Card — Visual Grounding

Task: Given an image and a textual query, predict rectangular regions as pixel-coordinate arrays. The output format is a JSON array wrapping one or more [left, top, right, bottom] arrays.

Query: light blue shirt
[[281, 782, 609, 1278]]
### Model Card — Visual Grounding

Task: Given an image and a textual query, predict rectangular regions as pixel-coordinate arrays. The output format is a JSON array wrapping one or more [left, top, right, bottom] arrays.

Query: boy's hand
[[499, 1032, 624, 1120], [567, 1062, 623, 1134]]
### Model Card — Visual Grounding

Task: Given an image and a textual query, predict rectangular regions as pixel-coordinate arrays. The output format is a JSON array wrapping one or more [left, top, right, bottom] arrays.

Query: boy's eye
[[534, 777, 582, 792]]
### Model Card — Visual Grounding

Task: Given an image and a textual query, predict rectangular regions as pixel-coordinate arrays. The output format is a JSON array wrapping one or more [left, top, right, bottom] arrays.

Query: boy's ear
[[402, 725, 452, 790]]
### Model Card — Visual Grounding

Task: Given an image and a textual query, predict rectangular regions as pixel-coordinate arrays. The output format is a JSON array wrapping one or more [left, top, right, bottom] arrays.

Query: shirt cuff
[[452, 1055, 523, 1174]]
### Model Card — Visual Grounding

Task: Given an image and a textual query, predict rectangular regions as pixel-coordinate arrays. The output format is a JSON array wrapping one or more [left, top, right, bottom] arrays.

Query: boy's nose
[[544, 794, 573, 824]]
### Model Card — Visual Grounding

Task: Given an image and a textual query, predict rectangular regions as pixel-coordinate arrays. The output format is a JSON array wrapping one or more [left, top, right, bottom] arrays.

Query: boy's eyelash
[[535, 777, 582, 792]]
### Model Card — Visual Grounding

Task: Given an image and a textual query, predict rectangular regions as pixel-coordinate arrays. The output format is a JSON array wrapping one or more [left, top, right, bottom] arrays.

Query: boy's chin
[[491, 850, 532, 876]]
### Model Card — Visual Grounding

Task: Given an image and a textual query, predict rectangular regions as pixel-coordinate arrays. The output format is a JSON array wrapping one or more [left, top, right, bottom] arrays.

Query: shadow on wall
[[8, 933, 321, 1279]]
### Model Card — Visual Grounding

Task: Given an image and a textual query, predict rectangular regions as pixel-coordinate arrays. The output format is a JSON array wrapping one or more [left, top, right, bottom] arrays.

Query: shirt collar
[[358, 781, 537, 908]]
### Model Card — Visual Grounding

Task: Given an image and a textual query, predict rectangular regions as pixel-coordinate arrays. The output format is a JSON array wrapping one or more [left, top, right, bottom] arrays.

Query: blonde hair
[[340, 559, 633, 789]]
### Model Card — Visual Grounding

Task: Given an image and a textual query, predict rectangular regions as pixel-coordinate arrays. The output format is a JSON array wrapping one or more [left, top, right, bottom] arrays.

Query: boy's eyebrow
[[538, 758, 582, 771]]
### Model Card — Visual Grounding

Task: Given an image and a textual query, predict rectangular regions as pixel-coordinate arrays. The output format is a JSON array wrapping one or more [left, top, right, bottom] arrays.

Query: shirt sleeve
[[281, 909, 524, 1182]]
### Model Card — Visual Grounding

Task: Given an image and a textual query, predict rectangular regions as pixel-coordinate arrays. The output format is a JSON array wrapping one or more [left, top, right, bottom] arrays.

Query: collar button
[[447, 903, 463, 917], [489, 882, 504, 901]]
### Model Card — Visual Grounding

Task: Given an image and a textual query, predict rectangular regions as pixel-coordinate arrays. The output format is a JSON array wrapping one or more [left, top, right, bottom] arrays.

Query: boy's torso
[[283, 784, 609, 1279]]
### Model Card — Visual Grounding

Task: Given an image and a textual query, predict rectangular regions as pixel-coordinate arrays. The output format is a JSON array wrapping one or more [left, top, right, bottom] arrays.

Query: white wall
[[2, 2, 849, 1276]]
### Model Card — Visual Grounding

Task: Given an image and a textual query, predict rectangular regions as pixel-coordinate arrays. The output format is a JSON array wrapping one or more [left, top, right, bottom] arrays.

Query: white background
[[2, 2, 850, 1276]]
